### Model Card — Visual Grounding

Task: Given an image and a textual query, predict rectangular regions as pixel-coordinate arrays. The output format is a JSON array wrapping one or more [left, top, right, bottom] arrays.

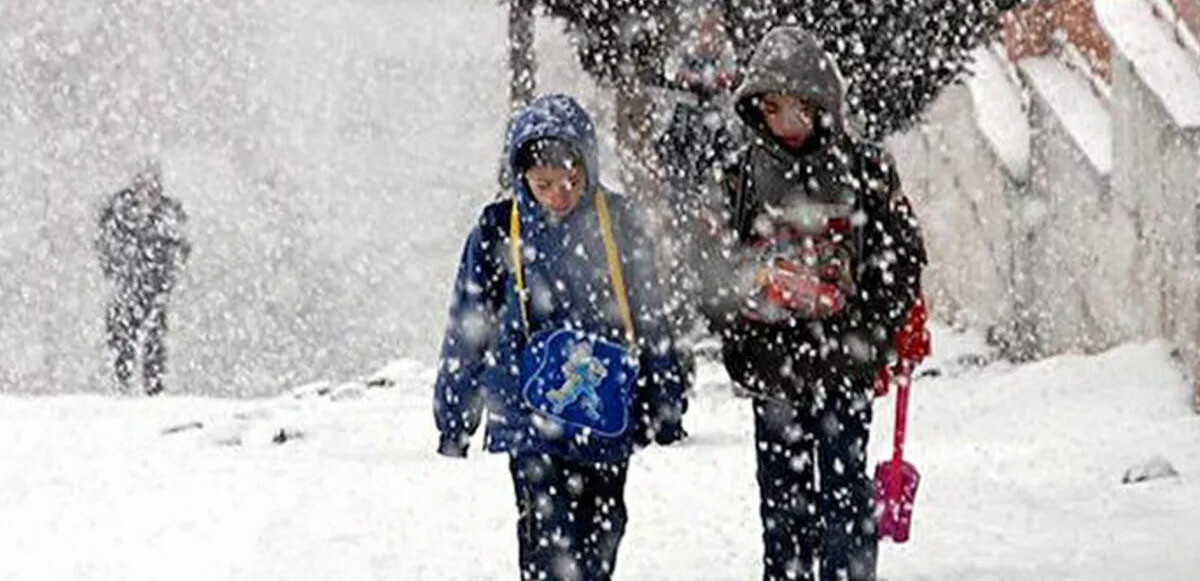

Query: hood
[[733, 27, 848, 145], [505, 94, 600, 220]]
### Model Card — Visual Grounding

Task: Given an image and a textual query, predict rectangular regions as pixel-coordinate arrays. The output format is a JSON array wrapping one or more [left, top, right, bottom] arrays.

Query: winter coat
[[96, 186, 191, 295], [432, 94, 687, 463], [710, 28, 926, 405]]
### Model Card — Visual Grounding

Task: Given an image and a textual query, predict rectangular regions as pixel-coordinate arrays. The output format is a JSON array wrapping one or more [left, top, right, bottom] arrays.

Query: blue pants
[[753, 395, 878, 581], [509, 452, 629, 581]]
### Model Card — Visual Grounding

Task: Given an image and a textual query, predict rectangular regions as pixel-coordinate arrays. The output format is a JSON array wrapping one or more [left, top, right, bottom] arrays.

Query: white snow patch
[[1097, 0, 1200, 129], [1020, 57, 1113, 175], [968, 48, 1031, 182]]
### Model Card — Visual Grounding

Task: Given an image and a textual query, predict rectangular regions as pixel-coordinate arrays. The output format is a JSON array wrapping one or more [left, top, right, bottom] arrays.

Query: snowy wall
[[887, 49, 1028, 350], [888, 86, 1021, 337], [1019, 56, 1120, 356], [895, 1, 1200, 395]]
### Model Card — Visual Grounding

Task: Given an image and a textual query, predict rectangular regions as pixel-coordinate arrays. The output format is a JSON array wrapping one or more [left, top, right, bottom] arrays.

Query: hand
[[873, 366, 892, 398], [634, 403, 688, 448], [437, 433, 469, 458], [654, 422, 688, 446], [738, 271, 789, 324], [634, 422, 688, 448], [634, 424, 653, 448], [713, 70, 740, 89], [895, 298, 931, 363], [746, 267, 846, 321], [696, 208, 725, 238]]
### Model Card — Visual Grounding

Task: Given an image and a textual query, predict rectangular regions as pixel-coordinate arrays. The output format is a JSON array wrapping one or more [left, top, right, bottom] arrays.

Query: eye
[[762, 102, 779, 116]]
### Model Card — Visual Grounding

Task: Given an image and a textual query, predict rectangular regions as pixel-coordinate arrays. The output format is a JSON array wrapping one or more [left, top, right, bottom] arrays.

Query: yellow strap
[[508, 191, 637, 346], [509, 201, 530, 334], [595, 191, 637, 346]]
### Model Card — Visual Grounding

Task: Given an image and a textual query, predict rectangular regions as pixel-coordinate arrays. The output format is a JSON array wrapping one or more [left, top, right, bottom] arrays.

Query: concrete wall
[[897, 1, 1200, 408], [888, 87, 1021, 339], [1103, 0, 1200, 407], [1022, 65, 1113, 352], [1108, 51, 1200, 390]]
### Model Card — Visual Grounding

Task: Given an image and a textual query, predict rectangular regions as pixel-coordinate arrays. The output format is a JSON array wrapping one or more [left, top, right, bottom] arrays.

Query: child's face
[[760, 93, 816, 151], [525, 164, 585, 218], [695, 9, 725, 55]]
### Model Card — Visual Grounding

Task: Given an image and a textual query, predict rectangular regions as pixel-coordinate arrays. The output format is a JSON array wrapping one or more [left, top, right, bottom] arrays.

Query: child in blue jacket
[[432, 94, 687, 581]]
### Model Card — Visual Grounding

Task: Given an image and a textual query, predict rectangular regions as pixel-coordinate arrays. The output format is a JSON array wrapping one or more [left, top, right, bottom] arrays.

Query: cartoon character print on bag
[[547, 340, 610, 420]]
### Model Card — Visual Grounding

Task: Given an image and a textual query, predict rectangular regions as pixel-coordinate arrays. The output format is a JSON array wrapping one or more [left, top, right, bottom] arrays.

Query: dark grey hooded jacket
[[711, 27, 926, 404], [96, 184, 191, 294]]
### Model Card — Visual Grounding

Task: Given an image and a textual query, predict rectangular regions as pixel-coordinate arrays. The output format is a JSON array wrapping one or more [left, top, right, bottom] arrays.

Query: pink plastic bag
[[875, 362, 920, 543]]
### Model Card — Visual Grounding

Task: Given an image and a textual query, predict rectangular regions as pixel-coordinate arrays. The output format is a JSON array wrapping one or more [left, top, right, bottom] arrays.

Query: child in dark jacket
[[702, 28, 927, 581], [432, 94, 687, 581]]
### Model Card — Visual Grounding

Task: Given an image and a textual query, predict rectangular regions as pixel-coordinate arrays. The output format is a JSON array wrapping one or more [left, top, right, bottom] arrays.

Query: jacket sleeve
[[432, 213, 507, 457], [851, 156, 927, 366], [622, 206, 689, 445], [690, 147, 755, 331]]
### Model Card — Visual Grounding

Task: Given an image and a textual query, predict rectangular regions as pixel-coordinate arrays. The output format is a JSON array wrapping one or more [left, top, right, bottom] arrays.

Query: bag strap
[[509, 191, 637, 347], [595, 190, 637, 347], [509, 200, 531, 335]]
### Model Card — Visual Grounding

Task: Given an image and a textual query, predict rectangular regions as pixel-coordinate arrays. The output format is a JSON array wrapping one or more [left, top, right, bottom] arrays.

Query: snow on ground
[[3, 327, 1198, 580]]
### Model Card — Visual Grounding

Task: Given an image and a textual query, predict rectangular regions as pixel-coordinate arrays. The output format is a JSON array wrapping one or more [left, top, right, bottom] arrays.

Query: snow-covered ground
[[3, 326, 1197, 580]]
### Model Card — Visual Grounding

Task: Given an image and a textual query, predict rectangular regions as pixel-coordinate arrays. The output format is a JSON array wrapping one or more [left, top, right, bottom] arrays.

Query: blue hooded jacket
[[432, 94, 687, 463]]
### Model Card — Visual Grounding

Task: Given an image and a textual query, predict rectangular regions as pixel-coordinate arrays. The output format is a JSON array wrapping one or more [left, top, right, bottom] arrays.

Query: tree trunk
[[508, 0, 537, 113], [501, 0, 537, 189]]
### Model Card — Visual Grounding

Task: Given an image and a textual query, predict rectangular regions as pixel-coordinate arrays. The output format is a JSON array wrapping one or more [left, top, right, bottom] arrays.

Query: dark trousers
[[753, 394, 877, 581], [105, 290, 169, 395], [509, 452, 629, 581]]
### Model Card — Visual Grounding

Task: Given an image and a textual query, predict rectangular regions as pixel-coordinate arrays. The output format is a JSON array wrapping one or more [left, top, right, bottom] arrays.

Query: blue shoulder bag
[[510, 191, 639, 439]]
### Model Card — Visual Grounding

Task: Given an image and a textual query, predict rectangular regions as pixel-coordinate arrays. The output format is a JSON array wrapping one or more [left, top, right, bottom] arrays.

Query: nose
[[781, 108, 812, 131]]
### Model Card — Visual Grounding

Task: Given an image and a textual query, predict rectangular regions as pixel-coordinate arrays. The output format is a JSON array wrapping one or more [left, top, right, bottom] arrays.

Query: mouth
[[540, 192, 576, 215], [546, 200, 573, 215], [780, 134, 809, 149]]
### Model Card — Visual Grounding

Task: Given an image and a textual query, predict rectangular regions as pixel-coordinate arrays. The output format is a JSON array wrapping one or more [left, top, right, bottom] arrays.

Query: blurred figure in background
[[95, 158, 191, 396], [658, 0, 740, 196], [655, 0, 741, 356]]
